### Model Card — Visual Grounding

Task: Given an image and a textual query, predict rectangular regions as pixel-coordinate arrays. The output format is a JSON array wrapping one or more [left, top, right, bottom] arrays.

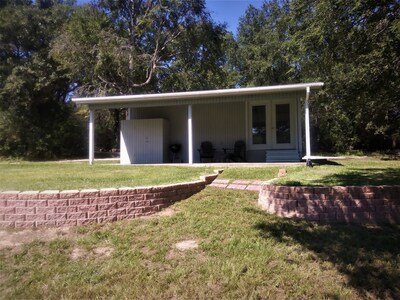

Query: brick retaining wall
[[0, 171, 221, 228], [259, 185, 400, 223]]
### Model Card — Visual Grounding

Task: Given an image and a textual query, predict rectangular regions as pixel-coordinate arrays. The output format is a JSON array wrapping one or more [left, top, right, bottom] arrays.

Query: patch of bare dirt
[[93, 246, 113, 258], [166, 239, 207, 262], [0, 227, 77, 251], [69, 245, 114, 261], [70, 247, 87, 260], [207, 282, 224, 295], [142, 259, 172, 272], [139, 207, 179, 219], [140, 246, 157, 257], [175, 239, 199, 250]]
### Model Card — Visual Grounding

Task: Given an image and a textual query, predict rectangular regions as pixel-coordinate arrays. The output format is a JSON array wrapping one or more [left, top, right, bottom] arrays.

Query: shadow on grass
[[281, 180, 303, 186], [254, 219, 400, 299], [312, 159, 343, 166], [242, 206, 267, 216], [319, 168, 400, 186]]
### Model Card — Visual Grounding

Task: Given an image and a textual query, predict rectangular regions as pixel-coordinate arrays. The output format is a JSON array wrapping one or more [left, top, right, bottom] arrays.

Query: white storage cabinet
[[120, 119, 169, 164]]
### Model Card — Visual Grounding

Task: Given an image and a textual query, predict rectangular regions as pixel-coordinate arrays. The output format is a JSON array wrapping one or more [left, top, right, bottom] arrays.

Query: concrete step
[[266, 150, 300, 162]]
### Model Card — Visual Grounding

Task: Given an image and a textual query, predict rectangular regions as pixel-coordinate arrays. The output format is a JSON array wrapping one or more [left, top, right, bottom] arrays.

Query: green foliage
[[0, 0, 86, 159], [93, 109, 123, 152], [236, 0, 400, 152], [157, 20, 235, 91], [50, 0, 235, 151], [52, 0, 233, 95], [237, 1, 295, 86]]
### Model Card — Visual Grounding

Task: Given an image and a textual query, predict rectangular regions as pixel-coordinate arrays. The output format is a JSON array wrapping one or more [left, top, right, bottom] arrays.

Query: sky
[[206, 0, 263, 34], [76, 0, 264, 35]]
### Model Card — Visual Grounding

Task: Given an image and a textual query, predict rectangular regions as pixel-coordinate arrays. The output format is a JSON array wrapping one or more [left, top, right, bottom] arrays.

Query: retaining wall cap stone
[[133, 186, 152, 191], [200, 175, 211, 181], [18, 191, 40, 200], [19, 191, 40, 194], [166, 182, 190, 189], [100, 188, 119, 193], [40, 190, 60, 194]]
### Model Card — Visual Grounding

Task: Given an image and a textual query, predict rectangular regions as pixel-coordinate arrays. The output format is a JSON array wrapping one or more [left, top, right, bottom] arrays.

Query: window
[[275, 104, 290, 144], [252, 105, 266, 144]]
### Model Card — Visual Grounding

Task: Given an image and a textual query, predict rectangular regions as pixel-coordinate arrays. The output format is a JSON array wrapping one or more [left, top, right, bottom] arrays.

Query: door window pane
[[276, 104, 290, 144], [252, 106, 266, 144]]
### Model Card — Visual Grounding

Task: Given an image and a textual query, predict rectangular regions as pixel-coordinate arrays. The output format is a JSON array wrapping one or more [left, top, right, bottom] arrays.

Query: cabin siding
[[193, 102, 246, 162]]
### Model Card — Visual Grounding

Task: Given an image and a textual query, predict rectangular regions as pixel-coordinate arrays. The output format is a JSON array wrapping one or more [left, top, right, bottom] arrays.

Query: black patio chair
[[223, 140, 246, 162], [198, 141, 215, 163]]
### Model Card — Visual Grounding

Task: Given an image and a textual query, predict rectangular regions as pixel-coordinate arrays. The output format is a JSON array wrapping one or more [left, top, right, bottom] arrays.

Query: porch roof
[[72, 82, 324, 108]]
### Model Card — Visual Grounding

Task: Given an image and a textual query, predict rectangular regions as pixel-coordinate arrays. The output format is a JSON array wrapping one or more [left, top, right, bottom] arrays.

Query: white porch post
[[188, 104, 193, 164], [89, 109, 95, 165], [304, 86, 312, 165]]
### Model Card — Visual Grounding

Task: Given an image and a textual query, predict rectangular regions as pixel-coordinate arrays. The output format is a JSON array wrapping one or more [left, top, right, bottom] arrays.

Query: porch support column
[[304, 86, 312, 166], [188, 104, 193, 164], [89, 109, 95, 165]]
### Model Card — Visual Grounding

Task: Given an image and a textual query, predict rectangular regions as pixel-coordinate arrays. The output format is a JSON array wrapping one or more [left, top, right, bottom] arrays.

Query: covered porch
[[72, 82, 324, 165]]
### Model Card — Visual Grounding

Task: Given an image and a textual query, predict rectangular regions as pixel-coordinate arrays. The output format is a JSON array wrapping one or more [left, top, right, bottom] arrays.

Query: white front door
[[248, 99, 296, 150], [271, 100, 296, 149]]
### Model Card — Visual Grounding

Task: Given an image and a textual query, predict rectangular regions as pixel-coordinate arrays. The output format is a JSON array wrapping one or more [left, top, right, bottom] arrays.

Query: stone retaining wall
[[0, 171, 221, 228], [259, 185, 400, 223]]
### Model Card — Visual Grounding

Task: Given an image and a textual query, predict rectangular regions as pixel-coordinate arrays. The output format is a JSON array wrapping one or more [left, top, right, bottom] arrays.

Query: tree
[[0, 0, 86, 159], [236, 0, 294, 87], [236, 0, 400, 151], [157, 19, 234, 91], [289, 0, 400, 151], [52, 0, 232, 96], [51, 0, 233, 152]]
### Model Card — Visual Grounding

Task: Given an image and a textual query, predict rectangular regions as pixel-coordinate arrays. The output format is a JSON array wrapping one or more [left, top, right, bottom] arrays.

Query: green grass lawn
[[0, 160, 215, 191], [0, 157, 398, 191], [220, 158, 400, 186], [1, 188, 399, 299]]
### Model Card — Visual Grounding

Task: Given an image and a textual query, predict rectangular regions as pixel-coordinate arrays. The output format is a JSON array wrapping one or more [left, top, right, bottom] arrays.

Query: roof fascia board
[[74, 82, 324, 106], [88, 91, 306, 110]]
